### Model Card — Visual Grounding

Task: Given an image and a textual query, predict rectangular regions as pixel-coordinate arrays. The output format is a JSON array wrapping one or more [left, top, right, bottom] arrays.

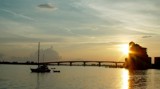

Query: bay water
[[0, 64, 160, 89]]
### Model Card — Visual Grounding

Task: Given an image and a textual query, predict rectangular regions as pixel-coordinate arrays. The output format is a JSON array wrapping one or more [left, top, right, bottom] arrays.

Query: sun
[[120, 44, 129, 55]]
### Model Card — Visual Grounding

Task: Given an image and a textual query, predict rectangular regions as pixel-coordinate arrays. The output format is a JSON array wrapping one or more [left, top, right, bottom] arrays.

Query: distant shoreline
[[0, 61, 38, 65]]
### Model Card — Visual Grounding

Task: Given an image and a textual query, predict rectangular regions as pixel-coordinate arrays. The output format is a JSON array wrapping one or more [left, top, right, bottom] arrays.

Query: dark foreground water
[[0, 65, 160, 89]]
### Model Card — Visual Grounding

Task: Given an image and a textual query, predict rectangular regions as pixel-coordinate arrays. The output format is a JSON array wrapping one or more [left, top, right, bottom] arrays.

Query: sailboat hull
[[31, 68, 50, 73]]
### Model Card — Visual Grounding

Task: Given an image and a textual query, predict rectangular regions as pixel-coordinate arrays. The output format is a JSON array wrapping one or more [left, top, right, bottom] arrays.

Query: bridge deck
[[41, 61, 124, 64], [39, 61, 124, 68]]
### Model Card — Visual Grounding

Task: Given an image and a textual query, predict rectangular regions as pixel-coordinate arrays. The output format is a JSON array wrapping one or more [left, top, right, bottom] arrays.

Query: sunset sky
[[1, 0, 160, 61]]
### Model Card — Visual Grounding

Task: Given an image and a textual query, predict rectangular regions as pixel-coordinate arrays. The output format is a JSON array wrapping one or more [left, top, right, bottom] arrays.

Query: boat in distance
[[53, 70, 60, 73], [31, 64, 51, 73], [30, 42, 51, 73]]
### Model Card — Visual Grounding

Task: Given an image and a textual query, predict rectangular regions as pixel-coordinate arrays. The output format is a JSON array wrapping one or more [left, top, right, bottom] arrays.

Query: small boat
[[53, 70, 60, 73], [52, 68, 60, 73], [31, 42, 51, 73]]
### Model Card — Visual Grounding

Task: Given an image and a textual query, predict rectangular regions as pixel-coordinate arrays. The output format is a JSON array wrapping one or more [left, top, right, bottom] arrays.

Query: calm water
[[0, 65, 160, 89]]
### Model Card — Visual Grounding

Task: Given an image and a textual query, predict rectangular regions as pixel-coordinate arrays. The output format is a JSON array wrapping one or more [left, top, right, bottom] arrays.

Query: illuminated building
[[125, 42, 151, 70]]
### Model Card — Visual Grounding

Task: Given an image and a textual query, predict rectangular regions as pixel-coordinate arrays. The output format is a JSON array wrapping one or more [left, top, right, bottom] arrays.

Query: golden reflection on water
[[121, 69, 129, 89], [121, 69, 148, 89]]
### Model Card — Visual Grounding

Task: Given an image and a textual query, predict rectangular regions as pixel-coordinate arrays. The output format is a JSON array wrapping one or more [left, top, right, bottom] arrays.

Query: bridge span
[[40, 61, 125, 67]]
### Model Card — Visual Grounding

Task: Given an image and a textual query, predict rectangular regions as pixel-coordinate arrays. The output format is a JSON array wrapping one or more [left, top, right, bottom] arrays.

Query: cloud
[[74, 0, 160, 35], [38, 3, 56, 9], [142, 35, 152, 38], [30, 47, 60, 62], [0, 9, 34, 21], [0, 53, 5, 60]]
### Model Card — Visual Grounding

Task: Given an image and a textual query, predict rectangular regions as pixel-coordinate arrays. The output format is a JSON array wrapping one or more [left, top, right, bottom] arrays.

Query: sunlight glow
[[121, 69, 129, 89], [120, 44, 129, 55]]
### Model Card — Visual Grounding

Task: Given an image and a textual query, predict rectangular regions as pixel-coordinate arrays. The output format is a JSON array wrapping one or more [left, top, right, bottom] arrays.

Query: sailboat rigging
[[30, 42, 51, 73]]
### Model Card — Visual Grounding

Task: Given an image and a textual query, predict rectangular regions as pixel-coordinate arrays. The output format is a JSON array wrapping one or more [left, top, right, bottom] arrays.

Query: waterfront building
[[154, 57, 160, 65], [154, 57, 160, 68], [125, 42, 151, 70]]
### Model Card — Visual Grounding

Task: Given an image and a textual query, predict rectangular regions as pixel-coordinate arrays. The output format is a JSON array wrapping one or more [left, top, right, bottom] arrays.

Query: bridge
[[40, 61, 125, 68]]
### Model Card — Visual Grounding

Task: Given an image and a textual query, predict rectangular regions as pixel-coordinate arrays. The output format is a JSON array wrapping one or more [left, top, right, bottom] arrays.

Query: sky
[[0, 0, 160, 62]]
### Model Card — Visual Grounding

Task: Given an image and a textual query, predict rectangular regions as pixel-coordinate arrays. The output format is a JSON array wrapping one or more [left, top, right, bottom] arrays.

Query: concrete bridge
[[40, 61, 125, 67]]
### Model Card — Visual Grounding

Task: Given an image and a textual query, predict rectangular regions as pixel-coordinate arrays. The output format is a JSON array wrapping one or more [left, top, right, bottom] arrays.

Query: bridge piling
[[115, 63, 117, 68], [57, 62, 60, 66], [98, 62, 101, 67], [83, 62, 86, 66], [70, 62, 72, 66]]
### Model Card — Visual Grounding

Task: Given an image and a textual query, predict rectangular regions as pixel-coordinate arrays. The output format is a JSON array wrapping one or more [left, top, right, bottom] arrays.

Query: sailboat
[[30, 42, 51, 73]]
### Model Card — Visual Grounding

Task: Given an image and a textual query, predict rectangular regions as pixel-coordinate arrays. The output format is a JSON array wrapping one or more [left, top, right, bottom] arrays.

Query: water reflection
[[35, 74, 40, 89], [122, 69, 148, 89], [129, 70, 147, 89], [122, 69, 129, 89]]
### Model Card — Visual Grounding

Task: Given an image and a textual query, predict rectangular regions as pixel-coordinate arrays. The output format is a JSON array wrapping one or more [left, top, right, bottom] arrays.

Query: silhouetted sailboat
[[30, 42, 51, 73]]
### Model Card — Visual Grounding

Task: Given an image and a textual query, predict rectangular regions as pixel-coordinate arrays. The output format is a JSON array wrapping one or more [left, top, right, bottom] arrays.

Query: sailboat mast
[[38, 42, 40, 67]]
